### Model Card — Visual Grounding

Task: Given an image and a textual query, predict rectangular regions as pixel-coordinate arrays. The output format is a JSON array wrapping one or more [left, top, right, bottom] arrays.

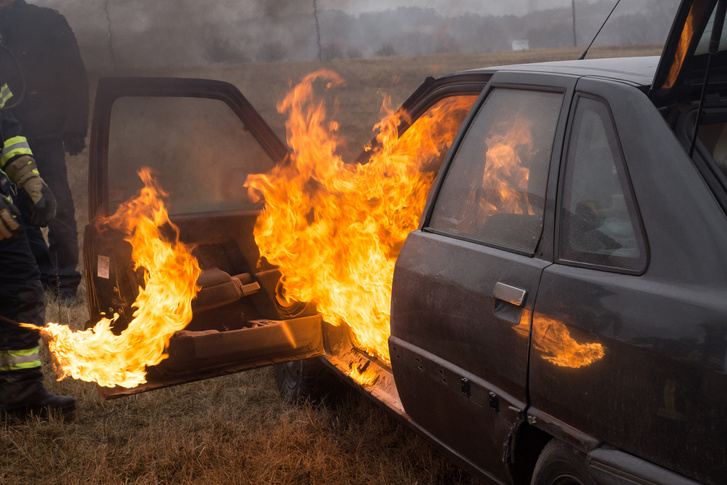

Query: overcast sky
[[323, 0, 590, 17], [25, 0, 680, 70], [29, 0, 681, 22], [31, 0, 607, 19]]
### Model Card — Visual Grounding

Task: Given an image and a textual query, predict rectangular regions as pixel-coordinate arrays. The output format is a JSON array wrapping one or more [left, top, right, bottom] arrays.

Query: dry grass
[[5, 45, 664, 484], [0, 288, 482, 485], [1, 293, 480, 485]]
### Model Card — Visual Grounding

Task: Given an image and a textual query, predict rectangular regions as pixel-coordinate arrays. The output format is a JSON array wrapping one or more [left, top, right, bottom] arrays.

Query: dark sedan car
[[84, 1, 726, 483]]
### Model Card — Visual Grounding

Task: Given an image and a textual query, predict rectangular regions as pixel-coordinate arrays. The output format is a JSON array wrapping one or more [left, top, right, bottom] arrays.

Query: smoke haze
[[29, 0, 679, 70]]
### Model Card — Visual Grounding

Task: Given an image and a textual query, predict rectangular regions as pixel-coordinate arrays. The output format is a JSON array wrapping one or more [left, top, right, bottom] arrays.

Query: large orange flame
[[246, 70, 475, 363], [23, 169, 201, 388], [480, 118, 535, 219]]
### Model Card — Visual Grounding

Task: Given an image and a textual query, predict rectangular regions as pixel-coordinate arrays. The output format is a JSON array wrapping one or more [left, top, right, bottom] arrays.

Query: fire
[[23, 169, 201, 388], [514, 310, 606, 368], [348, 364, 378, 386], [246, 70, 475, 363], [480, 118, 535, 220], [533, 314, 605, 367]]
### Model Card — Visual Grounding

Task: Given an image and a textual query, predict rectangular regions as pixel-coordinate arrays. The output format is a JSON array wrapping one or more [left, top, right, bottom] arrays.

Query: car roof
[[459, 56, 659, 89]]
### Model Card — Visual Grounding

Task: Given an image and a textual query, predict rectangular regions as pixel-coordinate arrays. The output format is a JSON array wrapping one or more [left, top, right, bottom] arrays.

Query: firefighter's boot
[[0, 367, 75, 417]]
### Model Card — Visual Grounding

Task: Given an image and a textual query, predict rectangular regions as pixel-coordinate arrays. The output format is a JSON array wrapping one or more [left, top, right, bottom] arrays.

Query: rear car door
[[389, 72, 574, 482], [528, 2, 727, 483], [84, 77, 324, 399], [530, 75, 727, 484]]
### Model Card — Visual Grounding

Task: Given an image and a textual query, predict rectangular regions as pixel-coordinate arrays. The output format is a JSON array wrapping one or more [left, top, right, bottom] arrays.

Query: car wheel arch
[[506, 421, 554, 485], [531, 439, 596, 485]]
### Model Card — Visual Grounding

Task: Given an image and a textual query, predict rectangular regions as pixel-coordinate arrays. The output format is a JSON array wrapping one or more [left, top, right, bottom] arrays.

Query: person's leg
[[28, 140, 81, 302], [0, 228, 75, 416]]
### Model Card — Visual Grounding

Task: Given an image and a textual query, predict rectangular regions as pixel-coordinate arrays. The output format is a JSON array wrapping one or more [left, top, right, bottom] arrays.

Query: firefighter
[[0, 0, 89, 305], [0, 82, 75, 417]]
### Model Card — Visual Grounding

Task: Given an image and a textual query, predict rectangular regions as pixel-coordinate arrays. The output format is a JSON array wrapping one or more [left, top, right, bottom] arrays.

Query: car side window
[[558, 96, 646, 272], [428, 88, 562, 253], [107, 96, 277, 215]]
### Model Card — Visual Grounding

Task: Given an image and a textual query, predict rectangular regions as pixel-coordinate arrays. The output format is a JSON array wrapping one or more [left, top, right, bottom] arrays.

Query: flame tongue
[[481, 119, 536, 218], [247, 70, 475, 363], [24, 169, 201, 388], [22, 70, 475, 386]]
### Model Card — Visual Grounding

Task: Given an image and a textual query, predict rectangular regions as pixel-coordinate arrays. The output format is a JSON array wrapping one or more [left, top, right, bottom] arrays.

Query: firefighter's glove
[[29, 181, 56, 227], [0, 195, 20, 240], [4, 155, 56, 227], [63, 133, 86, 156]]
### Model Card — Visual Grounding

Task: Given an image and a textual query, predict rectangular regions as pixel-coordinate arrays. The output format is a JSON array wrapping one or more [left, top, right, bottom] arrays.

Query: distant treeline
[[50, 0, 675, 69]]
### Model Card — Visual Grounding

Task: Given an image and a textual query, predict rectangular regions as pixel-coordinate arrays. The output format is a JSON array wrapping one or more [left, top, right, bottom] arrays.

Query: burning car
[[79, 0, 726, 484]]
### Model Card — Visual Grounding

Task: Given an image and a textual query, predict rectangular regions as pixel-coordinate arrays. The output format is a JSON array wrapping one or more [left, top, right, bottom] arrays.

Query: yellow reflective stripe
[[1, 136, 33, 167], [0, 347, 41, 371], [10, 347, 39, 357], [0, 83, 12, 109], [10, 360, 42, 370]]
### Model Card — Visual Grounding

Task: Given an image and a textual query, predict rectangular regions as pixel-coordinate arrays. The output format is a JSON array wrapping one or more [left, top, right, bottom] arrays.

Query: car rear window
[[680, 106, 727, 211], [558, 95, 647, 272], [698, 121, 727, 177]]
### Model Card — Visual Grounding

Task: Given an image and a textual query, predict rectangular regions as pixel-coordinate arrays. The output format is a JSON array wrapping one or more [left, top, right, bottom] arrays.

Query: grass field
[[3, 45, 662, 485]]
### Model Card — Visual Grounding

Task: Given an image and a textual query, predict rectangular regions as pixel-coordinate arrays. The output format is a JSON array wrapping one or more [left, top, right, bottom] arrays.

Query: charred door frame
[[84, 77, 329, 400]]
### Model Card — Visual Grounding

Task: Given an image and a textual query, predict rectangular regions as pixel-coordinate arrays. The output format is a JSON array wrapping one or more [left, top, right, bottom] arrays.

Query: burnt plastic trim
[[99, 315, 324, 400]]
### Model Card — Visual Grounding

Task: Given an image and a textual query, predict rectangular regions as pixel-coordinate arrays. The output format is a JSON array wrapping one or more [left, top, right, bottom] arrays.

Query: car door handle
[[493, 282, 527, 307]]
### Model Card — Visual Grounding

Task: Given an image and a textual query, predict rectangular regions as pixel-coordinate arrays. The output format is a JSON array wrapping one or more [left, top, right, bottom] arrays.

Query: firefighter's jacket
[[0, 0, 88, 142], [0, 83, 32, 182], [0, 82, 41, 373]]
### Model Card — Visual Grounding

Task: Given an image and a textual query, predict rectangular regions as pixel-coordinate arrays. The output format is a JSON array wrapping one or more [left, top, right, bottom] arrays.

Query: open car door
[[650, 0, 727, 103], [650, 0, 727, 211], [84, 77, 324, 399]]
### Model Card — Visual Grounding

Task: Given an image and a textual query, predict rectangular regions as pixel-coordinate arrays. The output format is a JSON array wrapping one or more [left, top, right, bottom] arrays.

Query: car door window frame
[[88, 77, 290, 221], [422, 75, 574, 259], [555, 92, 649, 274], [354, 73, 491, 165]]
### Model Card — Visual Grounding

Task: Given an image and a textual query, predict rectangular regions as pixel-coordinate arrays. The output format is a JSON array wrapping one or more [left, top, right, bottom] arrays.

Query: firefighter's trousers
[[0, 224, 45, 374]]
